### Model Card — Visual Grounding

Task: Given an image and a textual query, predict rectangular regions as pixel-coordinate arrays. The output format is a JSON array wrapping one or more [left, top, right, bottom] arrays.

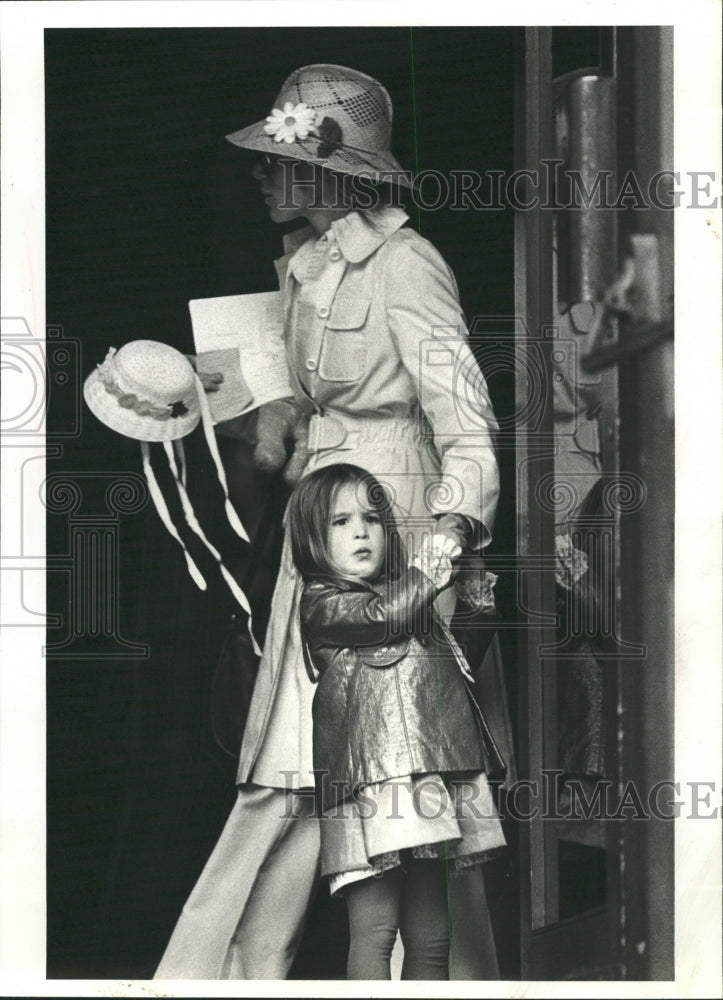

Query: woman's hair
[[332, 170, 411, 216], [287, 463, 405, 584]]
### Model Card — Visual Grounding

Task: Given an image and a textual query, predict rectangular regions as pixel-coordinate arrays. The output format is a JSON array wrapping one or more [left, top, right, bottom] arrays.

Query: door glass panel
[[541, 62, 616, 928]]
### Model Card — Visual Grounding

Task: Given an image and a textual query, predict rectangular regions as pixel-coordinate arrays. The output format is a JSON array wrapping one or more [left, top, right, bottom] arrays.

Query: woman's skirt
[[320, 770, 506, 896]]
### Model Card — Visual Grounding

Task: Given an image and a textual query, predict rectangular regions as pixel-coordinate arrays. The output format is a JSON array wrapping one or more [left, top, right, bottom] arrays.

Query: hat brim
[[84, 370, 200, 442], [225, 120, 413, 189]]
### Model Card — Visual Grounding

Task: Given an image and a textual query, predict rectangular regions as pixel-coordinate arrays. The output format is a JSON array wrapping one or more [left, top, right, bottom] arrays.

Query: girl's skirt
[[320, 770, 506, 896]]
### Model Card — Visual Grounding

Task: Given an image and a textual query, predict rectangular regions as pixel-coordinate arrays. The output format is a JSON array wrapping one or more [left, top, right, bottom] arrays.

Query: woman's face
[[252, 154, 333, 224], [327, 483, 386, 581]]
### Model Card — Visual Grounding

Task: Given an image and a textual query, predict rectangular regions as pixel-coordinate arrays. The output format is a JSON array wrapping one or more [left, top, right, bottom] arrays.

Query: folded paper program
[[189, 291, 292, 422]]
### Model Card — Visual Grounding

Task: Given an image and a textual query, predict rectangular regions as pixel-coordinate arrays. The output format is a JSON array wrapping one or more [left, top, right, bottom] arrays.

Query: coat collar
[[283, 206, 409, 281], [327, 206, 409, 263]]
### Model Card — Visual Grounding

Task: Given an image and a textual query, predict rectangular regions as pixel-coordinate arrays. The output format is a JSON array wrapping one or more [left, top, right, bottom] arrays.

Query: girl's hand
[[410, 533, 461, 588], [435, 533, 463, 562], [185, 354, 224, 393]]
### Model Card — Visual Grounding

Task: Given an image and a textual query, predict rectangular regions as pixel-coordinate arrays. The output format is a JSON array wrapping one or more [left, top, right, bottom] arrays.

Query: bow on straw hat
[[84, 340, 261, 654], [225, 63, 412, 187]]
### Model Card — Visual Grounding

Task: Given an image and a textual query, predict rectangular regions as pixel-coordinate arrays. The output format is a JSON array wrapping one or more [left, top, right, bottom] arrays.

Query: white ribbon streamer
[[140, 441, 207, 591], [164, 440, 261, 656], [194, 373, 250, 542]]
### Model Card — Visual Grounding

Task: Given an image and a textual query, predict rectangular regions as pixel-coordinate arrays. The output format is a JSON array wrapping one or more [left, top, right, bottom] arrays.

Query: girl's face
[[327, 483, 386, 581]]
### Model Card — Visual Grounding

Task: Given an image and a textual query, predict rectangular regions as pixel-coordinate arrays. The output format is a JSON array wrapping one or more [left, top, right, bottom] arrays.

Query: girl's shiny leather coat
[[300, 566, 488, 809]]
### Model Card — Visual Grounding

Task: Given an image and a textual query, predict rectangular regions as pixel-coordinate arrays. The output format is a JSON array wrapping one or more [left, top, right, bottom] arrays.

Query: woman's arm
[[384, 233, 500, 547]]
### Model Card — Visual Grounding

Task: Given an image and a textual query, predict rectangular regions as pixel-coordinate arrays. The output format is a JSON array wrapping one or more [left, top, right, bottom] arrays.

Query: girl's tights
[[343, 859, 450, 980]]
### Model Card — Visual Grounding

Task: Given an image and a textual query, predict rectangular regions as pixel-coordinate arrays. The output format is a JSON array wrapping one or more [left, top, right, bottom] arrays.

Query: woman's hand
[[185, 354, 224, 393], [409, 533, 462, 589], [434, 512, 478, 551]]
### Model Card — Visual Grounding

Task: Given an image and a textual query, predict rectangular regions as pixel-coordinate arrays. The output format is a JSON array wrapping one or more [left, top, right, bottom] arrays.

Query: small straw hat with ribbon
[[225, 63, 412, 188], [83, 339, 261, 654]]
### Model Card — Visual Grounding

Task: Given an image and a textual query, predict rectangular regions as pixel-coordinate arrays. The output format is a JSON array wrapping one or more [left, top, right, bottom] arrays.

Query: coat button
[[305, 359, 318, 371], [317, 306, 330, 319], [328, 248, 342, 262]]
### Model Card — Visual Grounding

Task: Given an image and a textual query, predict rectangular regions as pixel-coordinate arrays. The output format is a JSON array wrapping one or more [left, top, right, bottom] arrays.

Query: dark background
[[45, 27, 519, 979]]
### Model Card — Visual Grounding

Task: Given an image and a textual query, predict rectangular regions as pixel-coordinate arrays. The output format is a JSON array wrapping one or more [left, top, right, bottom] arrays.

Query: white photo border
[[0, 1, 720, 997]]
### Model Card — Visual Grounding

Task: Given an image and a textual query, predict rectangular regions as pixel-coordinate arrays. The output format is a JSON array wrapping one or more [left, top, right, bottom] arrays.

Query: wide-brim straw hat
[[225, 64, 412, 188]]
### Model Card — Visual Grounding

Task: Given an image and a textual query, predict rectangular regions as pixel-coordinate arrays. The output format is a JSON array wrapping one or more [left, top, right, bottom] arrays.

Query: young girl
[[287, 463, 506, 981]]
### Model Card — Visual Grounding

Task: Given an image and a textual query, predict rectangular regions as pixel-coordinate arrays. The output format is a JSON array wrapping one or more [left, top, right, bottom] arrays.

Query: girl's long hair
[[287, 463, 406, 586]]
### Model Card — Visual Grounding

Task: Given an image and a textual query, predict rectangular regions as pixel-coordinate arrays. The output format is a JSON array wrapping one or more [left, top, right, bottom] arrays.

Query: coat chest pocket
[[358, 639, 409, 669], [319, 295, 370, 382]]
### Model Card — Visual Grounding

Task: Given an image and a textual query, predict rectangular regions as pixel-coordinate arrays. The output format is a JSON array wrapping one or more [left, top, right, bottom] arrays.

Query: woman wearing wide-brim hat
[[154, 63, 512, 981]]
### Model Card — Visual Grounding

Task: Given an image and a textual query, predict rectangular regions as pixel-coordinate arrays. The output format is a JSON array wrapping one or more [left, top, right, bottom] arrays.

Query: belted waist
[[307, 411, 424, 454]]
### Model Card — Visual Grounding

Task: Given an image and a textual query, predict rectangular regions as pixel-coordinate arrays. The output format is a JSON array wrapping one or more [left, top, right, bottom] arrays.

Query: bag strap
[[210, 486, 286, 759], [239, 487, 285, 595]]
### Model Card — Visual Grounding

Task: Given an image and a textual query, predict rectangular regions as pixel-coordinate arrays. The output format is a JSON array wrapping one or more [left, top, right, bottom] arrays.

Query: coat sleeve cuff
[[434, 512, 492, 550]]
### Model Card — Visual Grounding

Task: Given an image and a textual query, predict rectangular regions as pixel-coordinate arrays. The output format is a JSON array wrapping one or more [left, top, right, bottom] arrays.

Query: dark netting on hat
[[291, 69, 387, 127], [333, 146, 385, 169]]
